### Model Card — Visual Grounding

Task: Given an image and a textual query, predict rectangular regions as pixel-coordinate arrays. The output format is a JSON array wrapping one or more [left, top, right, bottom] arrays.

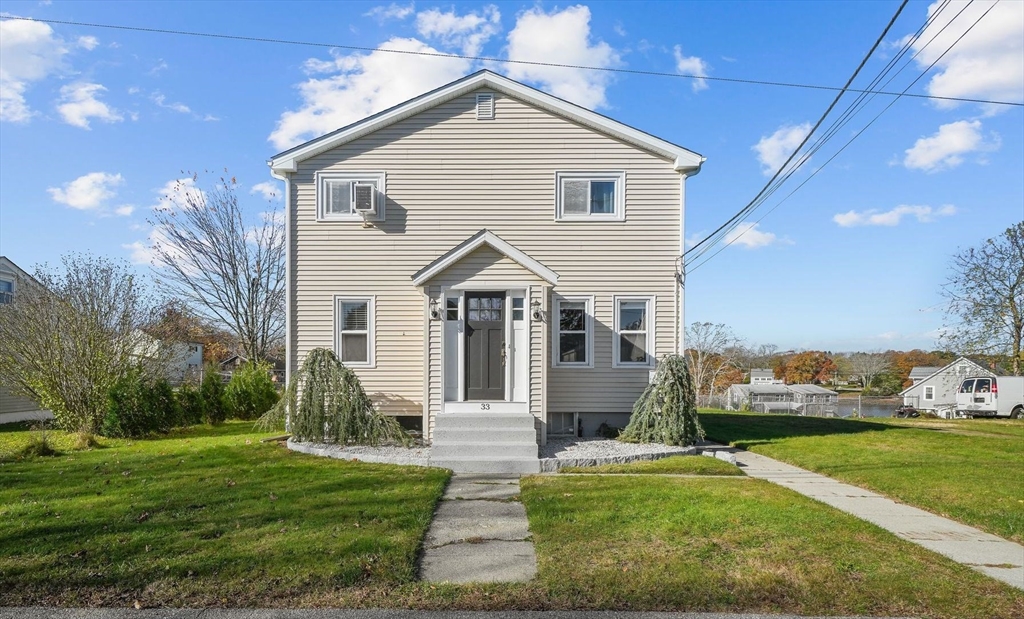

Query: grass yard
[[520, 475, 1023, 619], [560, 454, 744, 475], [0, 421, 449, 607], [699, 410, 1024, 543]]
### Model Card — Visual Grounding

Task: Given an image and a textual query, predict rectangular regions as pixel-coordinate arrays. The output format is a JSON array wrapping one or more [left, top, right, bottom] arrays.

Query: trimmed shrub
[[176, 382, 205, 426], [619, 354, 705, 446], [200, 365, 227, 425], [224, 362, 279, 420], [102, 371, 181, 438]]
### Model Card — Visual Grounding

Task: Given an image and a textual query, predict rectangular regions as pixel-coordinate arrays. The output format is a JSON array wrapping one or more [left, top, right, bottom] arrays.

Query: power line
[[685, 0, 911, 261], [3, 14, 1022, 108], [687, 0, 999, 274]]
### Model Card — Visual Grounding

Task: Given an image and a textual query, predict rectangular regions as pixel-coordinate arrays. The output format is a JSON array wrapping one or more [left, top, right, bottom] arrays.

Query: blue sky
[[1, 0, 1021, 353]]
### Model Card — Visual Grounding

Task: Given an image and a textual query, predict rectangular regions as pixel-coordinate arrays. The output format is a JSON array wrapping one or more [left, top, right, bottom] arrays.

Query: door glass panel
[[469, 310, 480, 321], [563, 180, 588, 214], [469, 297, 479, 309], [618, 301, 646, 331]]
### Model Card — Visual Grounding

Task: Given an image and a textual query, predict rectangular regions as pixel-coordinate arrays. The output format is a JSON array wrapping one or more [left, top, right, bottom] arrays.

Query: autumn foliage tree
[[774, 351, 837, 384]]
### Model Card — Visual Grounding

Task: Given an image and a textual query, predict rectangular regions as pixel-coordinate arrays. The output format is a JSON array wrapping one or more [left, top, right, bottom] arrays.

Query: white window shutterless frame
[[335, 296, 375, 367], [613, 296, 655, 368], [316, 172, 386, 221], [552, 296, 594, 368], [554, 171, 625, 221]]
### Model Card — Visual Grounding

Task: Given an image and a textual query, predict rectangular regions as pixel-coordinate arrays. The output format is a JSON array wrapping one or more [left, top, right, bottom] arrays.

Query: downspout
[[676, 160, 705, 356]]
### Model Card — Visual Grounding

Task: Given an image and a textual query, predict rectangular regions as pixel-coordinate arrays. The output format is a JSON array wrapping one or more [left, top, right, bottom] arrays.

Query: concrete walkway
[[704, 445, 1024, 591], [418, 474, 537, 583]]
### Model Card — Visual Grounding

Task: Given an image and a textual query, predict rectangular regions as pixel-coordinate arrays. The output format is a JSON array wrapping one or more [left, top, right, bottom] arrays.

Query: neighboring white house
[[134, 331, 204, 385], [0, 256, 54, 425], [908, 366, 942, 386], [750, 368, 782, 384], [726, 383, 838, 415], [901, 357, 995, 417], [268, 70, 705, 472]]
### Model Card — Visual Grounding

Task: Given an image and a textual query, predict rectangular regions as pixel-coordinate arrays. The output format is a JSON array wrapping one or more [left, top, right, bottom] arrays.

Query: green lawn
[[0, 421, 449, 607], [520, 475, 1023, 619], [699, 410, 1024, 543], [560, 454, 744, 475]]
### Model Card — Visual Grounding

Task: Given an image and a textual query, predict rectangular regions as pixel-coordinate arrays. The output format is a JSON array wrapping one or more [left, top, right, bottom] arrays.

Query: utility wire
[[687, 0, 999, 274], [684, 0, 911, 260], [687, 0, 962, 265], [3, 14, 1022, 108]]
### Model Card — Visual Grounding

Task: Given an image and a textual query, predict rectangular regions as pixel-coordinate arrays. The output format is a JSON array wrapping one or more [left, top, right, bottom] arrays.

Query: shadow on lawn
[[699, 412, 908, 449]]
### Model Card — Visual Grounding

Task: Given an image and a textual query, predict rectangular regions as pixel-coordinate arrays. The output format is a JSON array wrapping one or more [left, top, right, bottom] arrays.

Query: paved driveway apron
[[419, 474, 537, 583], [709, 446, 1024, 590]]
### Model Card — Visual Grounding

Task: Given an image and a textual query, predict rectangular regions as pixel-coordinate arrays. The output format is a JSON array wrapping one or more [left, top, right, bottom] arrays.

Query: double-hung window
[[0, 279, 12, 305], [614, 296, 654, 367], [923, 386, 935, 401], [553, 296, 593, 367], [555, 171, 625, 220], [335, 296, 374, 366], [317, 172, 386, 221]]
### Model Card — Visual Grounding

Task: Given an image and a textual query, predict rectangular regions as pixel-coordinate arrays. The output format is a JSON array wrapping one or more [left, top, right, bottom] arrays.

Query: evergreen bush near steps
[[267, 347, 410, 446], [619, 354, 705, 446]]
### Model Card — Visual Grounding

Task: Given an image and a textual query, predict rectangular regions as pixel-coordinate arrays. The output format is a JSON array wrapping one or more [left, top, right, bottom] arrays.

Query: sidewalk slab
[[424, 500, 530, 547], [418, 540, 537, 582], [730, 448, 1024, 591]]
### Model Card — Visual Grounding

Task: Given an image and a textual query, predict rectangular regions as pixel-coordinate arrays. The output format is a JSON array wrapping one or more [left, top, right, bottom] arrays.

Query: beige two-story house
[[269, 71, 703, 472]]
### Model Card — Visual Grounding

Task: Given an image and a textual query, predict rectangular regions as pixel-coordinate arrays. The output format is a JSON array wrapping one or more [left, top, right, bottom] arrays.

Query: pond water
[[836, 397, 902, 418]]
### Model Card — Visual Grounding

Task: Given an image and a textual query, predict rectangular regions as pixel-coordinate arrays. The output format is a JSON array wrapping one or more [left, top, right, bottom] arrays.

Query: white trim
[[269, 71, 704, 174], [554, 171, 626, 221], [270, 170, 293, 390], [315, 171, 386, 222], [551, 295, 595, 369], [444, 401, 527, 414], [475, 92, 495, 120], [449, 280, 539, 290], [612, 295, 656, 369], [923, 385, 935, 401], [334, 295, 376, 368], [412, 230, 558, 286]]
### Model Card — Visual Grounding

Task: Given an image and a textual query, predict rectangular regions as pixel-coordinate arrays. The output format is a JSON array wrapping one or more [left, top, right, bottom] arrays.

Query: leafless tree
[[941, 222, 1024, 375], [149, 173, 285, 362], [0, 254, 155, 436], [684, 322, 739, 401], [847, 351, 892, 388]]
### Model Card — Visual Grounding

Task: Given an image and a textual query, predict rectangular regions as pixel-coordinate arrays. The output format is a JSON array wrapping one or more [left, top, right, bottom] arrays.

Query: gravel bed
[[287, 436, 703, 472]]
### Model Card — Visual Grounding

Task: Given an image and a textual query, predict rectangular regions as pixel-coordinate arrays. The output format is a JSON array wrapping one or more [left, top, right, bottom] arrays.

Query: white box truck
[[955, 376, 1024, 418]]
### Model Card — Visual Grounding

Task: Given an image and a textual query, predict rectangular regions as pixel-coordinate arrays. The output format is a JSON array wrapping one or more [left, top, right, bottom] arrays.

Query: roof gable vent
[[476, 93, 494, 120]]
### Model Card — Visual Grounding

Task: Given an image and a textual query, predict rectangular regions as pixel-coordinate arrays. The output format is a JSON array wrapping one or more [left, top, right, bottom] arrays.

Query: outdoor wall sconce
[[429, 298, 441, 320], [531, 299, 543, 321]]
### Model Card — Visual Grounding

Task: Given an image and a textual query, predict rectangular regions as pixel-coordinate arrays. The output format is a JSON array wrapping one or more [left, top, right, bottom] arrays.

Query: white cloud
[[752, 122, 811, 176], [76, 35, 99, 50], [56, 82, 123, 129], [269, 38, 471, 150], [505, 5, 620, 110], [673, 45, 709, 92], [416, 5, 501, 56], [47, 172, 124, 211], [832, 204, 957, 227], [723, 222, 790, 249], [365, 3, 415, 22], [0, 18, 68, 122], [902, 119, 998, 172], [911, 1, 1023, 112], [251, 181, 282, 201], [123, 239, 155, 265], [152, 92, 191, 114], [114, 205, 135, 217]]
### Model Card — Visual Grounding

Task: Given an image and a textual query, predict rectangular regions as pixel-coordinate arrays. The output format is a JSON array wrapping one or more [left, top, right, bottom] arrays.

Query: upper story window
[[555, 171, 625, 221], [552, 296, 593, 368], [613, 296, 654, 368], [0, 279, 12, 305], [317, 171, 386, 222], [923, 385, 935, 401]]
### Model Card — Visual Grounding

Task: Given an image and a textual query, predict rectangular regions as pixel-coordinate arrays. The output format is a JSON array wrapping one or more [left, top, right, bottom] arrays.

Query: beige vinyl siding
[[424, 246, 546, 288], [291, 88, 682, 419], [0, 385, 45, 417]]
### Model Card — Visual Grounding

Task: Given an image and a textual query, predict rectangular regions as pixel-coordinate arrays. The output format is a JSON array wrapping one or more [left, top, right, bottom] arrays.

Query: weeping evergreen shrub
[[618, 354, 705, 446], [268, 347, 410, 446]]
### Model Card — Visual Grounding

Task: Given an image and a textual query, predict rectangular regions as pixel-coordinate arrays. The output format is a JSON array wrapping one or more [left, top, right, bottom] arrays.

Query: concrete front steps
[[430, 413, 540, 474]]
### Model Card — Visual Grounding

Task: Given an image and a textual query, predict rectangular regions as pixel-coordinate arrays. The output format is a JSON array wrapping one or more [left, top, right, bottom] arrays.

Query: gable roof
[[909, 366, 942, 380], [899, 356, 993, 396], [269, 70, 705, 175], [411, 229, 558, 287]]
